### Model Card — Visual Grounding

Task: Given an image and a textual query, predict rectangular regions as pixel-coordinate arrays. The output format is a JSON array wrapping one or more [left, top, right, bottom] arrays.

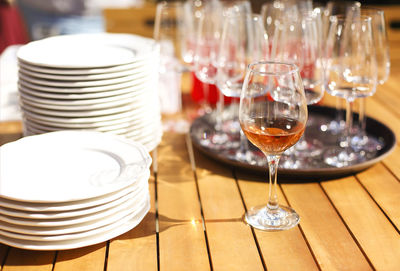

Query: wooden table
[[0, 10, 400, 271]]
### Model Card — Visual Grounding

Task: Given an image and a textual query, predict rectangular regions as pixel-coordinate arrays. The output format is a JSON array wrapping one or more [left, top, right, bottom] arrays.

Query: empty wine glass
[[275, 10, 325, 168], [239, 61, 308, 231], [324, 15, 378, 167], [194, 0, 251, 150], [154, 1, 187, 114], [351, 8, 390, 153], [321, 0, 361, 134], [216, 11, 269, 162]]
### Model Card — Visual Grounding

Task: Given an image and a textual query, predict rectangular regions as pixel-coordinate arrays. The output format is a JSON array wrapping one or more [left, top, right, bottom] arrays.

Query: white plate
[[18, 89, 149, 111], [0, 131, 151, 203], [21, 104, 153, 124], [18, 54, 158, 75], [17, 33, 158, 68], [0, 183, 141, 220], [24, 115, 162, 137], [0, 195, 149, 240], [22, 111, 160, 129], [19, 71, 150, 88], [0, 186, 148, 234], [22, 116, 160, 134], [18, 75, 151, 94], [19, 61, 155, 81], [20, 96, 152, 118], [0, 196, 150, 250], [0, 170, 149, 212], [18, 81, 152, 100]]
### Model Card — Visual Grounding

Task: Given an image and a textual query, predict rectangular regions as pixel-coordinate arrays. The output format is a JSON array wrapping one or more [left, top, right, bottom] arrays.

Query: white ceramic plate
[[0, 183, 140, 220], [0, 195, 149, 240], [18, 81, 152, 100], [18, 90, 149, 111], [21, 111, 159, 129], [0, 196, 150, 250], [0, 170, 149, 212], [19, 61, 154, 81], [0, 131, 151, 203], [0, 187, 148, 234], [18, 74, 151, 94], [17, 33, 158, 68], [18, 54, 158, 75], [20, 104, 152, 124], [20, 96, 152, 118], [18, 71, 150, 88]]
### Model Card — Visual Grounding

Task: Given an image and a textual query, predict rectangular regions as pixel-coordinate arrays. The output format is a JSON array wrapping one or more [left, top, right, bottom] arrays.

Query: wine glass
[[194, 0, 251, 150], [216, 12, 269, 162], [154, 1, 187, 114], [239, 61, 308, 231], [320, 1, 361, 134], [351, 8, 390, 152], [276, 10, 325, 168], [324, 15, 378, 167]]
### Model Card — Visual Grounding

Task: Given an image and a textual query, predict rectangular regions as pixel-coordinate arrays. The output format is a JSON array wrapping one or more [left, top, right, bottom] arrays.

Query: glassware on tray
[[239, 61, 308, 230]]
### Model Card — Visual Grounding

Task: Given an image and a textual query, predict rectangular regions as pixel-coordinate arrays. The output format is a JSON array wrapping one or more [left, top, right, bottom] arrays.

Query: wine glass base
[[324, 148, 366, 168], [351, 135, 384, 153], [244, 205, 300, 231]]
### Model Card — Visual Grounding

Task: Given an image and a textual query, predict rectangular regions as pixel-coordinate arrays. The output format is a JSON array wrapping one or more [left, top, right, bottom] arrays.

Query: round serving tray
[[190, 105, 396, 180]]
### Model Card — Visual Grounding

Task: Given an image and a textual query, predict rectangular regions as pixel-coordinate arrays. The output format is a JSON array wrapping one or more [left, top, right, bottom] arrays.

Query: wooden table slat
[[2, 249, 55, 271], [53, 244, 106, 271], [107, 177, 157, 271], [157, 133, 210, 271], [322, 177, 400, 271], [282, 183, 372, 271], [194, 152, 265, 271], [357, 163, 400, 230]]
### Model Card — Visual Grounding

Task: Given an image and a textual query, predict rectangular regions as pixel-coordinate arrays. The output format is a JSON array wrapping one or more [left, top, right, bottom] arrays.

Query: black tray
[[189, 105, 396, 179]]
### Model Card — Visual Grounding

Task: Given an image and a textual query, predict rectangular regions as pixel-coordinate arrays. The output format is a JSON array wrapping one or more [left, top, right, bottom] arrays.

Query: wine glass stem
[[267, 155, 280, 210], [215, 89, 225, 131], [345, 99, 354, 150], [358, 98, 367, 137], [239, 129, 249, 153]]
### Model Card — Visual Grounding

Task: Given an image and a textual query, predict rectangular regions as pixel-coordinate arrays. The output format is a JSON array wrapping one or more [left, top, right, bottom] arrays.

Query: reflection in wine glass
[[324, 15, 377, 167], [239, 61, 308, 231], [351, 8, 390, 153]]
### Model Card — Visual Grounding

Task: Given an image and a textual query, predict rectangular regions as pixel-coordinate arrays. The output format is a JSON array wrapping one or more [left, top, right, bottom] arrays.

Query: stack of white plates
[[17, 33, 162, 152], [0, 131, 152, 250]]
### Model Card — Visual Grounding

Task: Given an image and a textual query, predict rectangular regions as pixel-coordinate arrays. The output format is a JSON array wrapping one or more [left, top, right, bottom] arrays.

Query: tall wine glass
[[276, 10, 325, 168], [324, 15, 377, 167], [352, 8, 390, 152], [321, 1, 361, 134], [239, 61, 308, 231], [216, 12, 268, 162], [194, 0, 251, 150], [154, 1, 187, 114]]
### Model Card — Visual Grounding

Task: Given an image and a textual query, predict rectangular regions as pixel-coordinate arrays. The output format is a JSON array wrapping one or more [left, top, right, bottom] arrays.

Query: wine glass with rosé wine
[[239, 61, 308, 231]]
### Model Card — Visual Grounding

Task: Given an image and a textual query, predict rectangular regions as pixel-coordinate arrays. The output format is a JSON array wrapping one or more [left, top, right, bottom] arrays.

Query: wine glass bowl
[[239, 61, 308, 231]]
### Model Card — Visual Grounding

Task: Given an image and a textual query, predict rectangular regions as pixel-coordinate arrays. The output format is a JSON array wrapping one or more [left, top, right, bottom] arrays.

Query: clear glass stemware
[[239, 61, 308, 231], [323, 15, 378, 167], [351, 8, 390, 153]]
